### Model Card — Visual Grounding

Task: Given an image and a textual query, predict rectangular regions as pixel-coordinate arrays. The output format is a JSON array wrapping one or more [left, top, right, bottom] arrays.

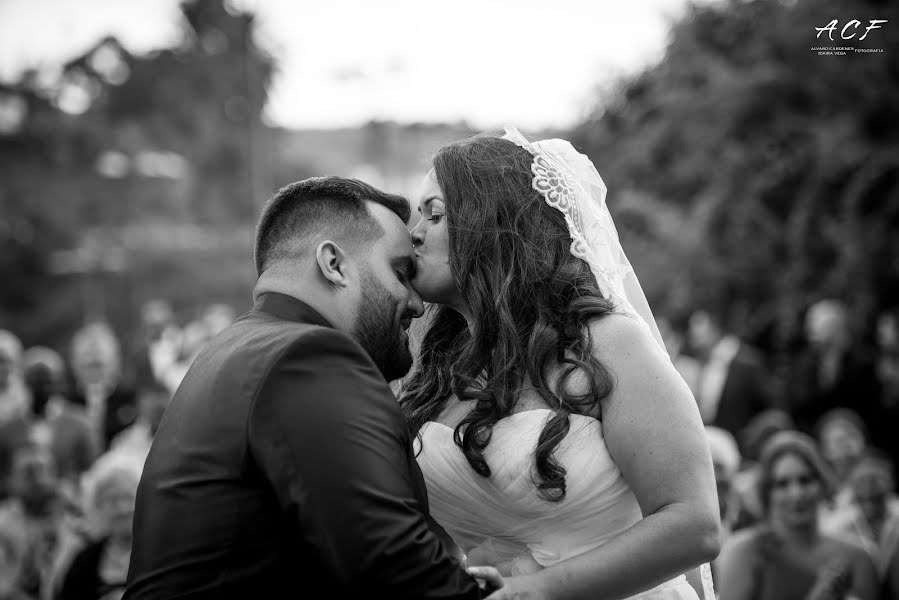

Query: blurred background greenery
[[0, 0, 897, 364]]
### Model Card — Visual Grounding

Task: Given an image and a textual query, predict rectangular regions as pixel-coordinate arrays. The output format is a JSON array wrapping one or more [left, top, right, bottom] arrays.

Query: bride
[[400, 128, 720, 599]]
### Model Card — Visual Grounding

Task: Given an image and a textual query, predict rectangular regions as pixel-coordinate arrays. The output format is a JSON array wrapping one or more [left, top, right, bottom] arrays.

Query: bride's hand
[[466, 545, 495, 567], [467, 567, 545, 599]]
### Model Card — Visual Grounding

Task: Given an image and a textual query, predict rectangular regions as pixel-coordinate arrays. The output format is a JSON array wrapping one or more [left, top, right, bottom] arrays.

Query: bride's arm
[[510, 314, 721, 600]]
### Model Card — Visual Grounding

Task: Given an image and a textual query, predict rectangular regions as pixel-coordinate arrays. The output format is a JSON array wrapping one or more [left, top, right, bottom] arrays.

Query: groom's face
[[352, 204, 424, 382]]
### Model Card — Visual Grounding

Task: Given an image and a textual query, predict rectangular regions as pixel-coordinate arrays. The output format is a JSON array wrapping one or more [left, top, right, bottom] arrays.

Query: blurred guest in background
[[0, 331, 32, 503], [717, 431, 878, 600], [732, 409, 796, 525], [875, 309, 899, 470], [658, 315, 702, 397], [816, 408, 874, 543], [706, 426, 744, 533], [21, 349, 65, 421], [130, 301, 181, 394], [21, 348, 96, 493], [200, 303, 235, 339], [0, 506, 32, 600], [57, 452, 142, 600], [153, 318, 209, 396], [68, 324, 137, 453], [787, 299, 886, 452], [822, 452, 899, 586], [108, 381, 171, 463], [705, 425, 755, 585], [688, 308, 779, 446], [817, 408, 869, 485], [0, 331, 29, 424], [0, 436, 64, 600], [889, 552, 899, 600], [876, 310, 899, 399], [739, 409, 796, 468], [705, 425, 741, 529]]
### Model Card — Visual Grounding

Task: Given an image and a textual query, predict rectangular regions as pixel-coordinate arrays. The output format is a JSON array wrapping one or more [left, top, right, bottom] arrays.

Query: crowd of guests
[[0, 301, 233, 600], [663, 299, 899, 600], [1, 295, 897, 599]]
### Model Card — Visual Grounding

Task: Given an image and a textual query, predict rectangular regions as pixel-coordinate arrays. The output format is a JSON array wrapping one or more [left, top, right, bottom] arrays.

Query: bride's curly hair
[[400, 134, 617, 502]]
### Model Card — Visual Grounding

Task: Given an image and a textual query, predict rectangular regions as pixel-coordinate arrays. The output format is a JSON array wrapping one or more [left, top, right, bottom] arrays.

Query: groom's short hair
[[254, 176, 411, 276]]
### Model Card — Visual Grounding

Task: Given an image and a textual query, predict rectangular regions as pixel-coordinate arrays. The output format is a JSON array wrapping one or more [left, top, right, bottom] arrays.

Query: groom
[[124, 177, 482, 599]]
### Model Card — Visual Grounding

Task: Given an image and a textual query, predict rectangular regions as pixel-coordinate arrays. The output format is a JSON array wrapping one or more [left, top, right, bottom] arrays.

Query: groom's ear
[[315, 240, 352, 288]]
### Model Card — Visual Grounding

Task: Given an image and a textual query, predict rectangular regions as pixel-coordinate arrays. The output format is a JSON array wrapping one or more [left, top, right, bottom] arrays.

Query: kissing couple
[[123, 127, 721, 599]]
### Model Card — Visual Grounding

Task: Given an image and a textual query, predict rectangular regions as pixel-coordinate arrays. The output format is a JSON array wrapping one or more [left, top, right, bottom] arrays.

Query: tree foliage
[[0, 0, 278, 347], [571, 0, 899, 351]]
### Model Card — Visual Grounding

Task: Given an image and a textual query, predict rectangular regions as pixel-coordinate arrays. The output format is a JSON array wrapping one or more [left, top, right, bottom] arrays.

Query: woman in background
[[717, 431, 878, 600], [56, 452, 142, 600]]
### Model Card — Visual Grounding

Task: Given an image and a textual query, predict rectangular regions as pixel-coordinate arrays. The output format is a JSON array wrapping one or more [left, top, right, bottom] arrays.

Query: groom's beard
[[354, 272, 414, 382]]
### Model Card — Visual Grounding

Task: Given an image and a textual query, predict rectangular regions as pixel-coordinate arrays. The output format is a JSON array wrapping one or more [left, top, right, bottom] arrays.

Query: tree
[[0, 0, 279, 347], [571, 0, 899, 353]]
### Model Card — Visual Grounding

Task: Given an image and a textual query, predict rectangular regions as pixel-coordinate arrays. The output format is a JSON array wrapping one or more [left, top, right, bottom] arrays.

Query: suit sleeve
[[247, 328, 481, 599]]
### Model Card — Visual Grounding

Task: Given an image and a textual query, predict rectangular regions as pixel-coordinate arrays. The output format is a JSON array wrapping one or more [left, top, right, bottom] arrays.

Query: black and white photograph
[[0, 0, 897, 598]]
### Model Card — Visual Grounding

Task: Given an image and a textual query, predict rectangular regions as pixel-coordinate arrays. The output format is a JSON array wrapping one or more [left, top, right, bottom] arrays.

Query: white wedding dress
[[416, 408, 700, 599]]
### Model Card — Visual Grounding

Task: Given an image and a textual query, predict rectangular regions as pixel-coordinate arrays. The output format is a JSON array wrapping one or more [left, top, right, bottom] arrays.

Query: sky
[[0, 0, 708, 130]]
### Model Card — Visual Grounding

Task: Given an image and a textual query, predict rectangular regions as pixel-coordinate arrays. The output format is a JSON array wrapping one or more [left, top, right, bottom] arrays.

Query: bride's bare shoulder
[[586, 313, 658, 358]]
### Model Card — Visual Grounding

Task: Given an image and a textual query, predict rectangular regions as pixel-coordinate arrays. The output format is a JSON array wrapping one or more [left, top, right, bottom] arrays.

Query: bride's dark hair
[[400, 133, 616, 502]]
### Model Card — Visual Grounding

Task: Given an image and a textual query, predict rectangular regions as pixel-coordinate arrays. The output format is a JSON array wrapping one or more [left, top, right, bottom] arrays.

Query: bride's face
[[410, 170, 459, 305]]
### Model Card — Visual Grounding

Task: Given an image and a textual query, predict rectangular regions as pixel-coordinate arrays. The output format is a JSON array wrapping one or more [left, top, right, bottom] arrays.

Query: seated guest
[[740, 410, 797, 466], [816, 408, 871, 533], [0, 437, 64, 599], [717, 431, 879, 600], [817, 408, 869, 483], [57, 452, 142, 600], [732, 409, 796, 524], [823, 452, 899, 582]]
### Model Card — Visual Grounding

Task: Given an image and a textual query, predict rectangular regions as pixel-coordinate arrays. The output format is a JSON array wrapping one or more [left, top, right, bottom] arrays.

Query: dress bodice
[[416, 409, 699, 599]]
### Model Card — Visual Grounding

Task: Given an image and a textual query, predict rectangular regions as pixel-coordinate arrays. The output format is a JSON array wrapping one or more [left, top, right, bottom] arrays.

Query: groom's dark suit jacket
[[124, 292, 480, 599]]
